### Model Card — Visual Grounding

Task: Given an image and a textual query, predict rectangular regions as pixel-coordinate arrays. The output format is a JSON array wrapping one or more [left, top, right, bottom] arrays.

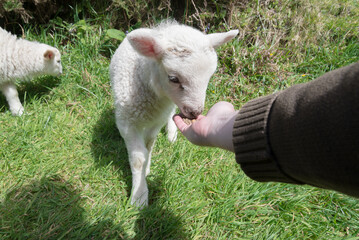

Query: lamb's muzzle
[[181, 105, 204, 119]]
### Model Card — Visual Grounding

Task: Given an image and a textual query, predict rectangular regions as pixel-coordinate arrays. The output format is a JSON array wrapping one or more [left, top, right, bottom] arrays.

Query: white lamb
[[110, 21, 238, 207], [0, 27, 62, 116]]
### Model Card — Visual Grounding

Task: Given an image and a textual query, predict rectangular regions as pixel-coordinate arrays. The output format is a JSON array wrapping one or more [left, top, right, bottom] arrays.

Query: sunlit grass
[[1, 1, 359, 238]]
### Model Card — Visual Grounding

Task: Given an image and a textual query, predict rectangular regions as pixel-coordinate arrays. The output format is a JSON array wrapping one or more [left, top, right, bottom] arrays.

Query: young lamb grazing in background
[[0, 27, 62, 116], [110, 20, 238, 207]]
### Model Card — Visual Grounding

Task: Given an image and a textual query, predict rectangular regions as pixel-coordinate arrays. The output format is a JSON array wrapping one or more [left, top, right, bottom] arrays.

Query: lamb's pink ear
[[127, 29, 164, 59], [44, 50, 54, 60], [208, 30, 239, 49]]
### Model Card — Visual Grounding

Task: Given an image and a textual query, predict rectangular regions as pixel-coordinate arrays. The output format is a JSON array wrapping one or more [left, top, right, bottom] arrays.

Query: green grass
[[1, 1, 359, 239]]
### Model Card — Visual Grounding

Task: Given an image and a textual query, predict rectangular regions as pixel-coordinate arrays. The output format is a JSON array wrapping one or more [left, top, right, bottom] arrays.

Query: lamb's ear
[[44, 50, 55, 60], [127, 29, 164, 59], [208, 30, 239, 49]]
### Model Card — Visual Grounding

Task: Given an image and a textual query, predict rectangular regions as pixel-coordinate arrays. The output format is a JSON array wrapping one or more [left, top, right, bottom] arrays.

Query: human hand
[[173, 101, 238, 152]]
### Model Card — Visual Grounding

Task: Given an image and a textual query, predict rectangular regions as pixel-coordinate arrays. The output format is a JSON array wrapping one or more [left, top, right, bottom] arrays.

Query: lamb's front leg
[[123, 131, 150, 207], [0, 82, 24, 116], [144, 125, 162, 177]]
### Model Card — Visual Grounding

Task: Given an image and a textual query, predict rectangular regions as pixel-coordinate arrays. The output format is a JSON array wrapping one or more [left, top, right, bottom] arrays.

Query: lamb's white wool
[[0, 27, 62, 116], [110, 20, 238, 207]]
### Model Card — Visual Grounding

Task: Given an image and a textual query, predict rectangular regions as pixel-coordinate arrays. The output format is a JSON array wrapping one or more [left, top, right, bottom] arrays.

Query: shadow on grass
[[134, 179, 190, 239], [0, 75, 60, 113], [91, 107, 132, 197], [91, 107, 127, 167], [91, 108, 189, 239], [0, 175, 128, 239]]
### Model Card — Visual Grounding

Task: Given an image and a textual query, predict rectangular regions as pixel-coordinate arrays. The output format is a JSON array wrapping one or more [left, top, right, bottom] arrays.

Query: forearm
[[233, 61, 359, 197]]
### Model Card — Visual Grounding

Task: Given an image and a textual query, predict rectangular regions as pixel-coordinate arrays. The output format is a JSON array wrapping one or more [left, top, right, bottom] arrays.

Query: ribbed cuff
[[233, 93, 300, 184]]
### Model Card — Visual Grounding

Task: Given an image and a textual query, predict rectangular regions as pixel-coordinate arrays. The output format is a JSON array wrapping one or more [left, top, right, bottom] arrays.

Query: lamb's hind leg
[[118, 124, 149, 207], [0, 82, 24, 116], [166, 108, 177, 143]]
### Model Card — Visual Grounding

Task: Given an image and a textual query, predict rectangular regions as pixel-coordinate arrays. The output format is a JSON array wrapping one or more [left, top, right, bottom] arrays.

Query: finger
[[173, 115, 190, 133]]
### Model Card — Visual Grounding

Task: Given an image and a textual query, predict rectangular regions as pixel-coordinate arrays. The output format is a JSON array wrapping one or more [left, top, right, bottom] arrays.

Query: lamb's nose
[[183, 106, 203, 119]]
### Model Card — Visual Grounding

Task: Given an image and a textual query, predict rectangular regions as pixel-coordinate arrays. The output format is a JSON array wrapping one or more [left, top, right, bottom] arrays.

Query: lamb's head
[[41, 46, 62, 76], [127, 23, 238, 119]]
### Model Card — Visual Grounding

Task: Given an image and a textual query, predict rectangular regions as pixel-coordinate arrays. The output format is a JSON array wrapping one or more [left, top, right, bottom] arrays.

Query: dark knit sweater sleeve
[[232, 61, 359, 198], [232, 93, 302, 184]]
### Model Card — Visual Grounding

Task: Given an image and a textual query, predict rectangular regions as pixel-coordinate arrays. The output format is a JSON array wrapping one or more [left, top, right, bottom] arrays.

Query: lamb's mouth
[[178, 111, 196, 120]]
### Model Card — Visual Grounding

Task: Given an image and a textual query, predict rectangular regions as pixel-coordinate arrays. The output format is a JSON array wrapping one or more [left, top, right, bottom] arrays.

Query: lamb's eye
[[168, 76, 180, 84]]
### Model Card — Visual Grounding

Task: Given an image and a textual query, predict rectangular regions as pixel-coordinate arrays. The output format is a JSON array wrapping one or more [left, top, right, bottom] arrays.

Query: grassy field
[[1, 0, 359, 239]]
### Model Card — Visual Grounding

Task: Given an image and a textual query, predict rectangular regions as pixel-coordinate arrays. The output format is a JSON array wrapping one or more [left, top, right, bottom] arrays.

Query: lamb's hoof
[[131, 192, 149, 208], [11, 106, 24, 116]]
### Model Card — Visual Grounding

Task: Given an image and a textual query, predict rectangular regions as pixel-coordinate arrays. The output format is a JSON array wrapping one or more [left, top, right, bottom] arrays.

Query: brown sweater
[[233, 61, 359, 198]]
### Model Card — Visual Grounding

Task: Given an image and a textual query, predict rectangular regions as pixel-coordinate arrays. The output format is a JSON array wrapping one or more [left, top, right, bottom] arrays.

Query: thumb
[[173, 115, 190, 133], [173, 114, 208, 146]]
